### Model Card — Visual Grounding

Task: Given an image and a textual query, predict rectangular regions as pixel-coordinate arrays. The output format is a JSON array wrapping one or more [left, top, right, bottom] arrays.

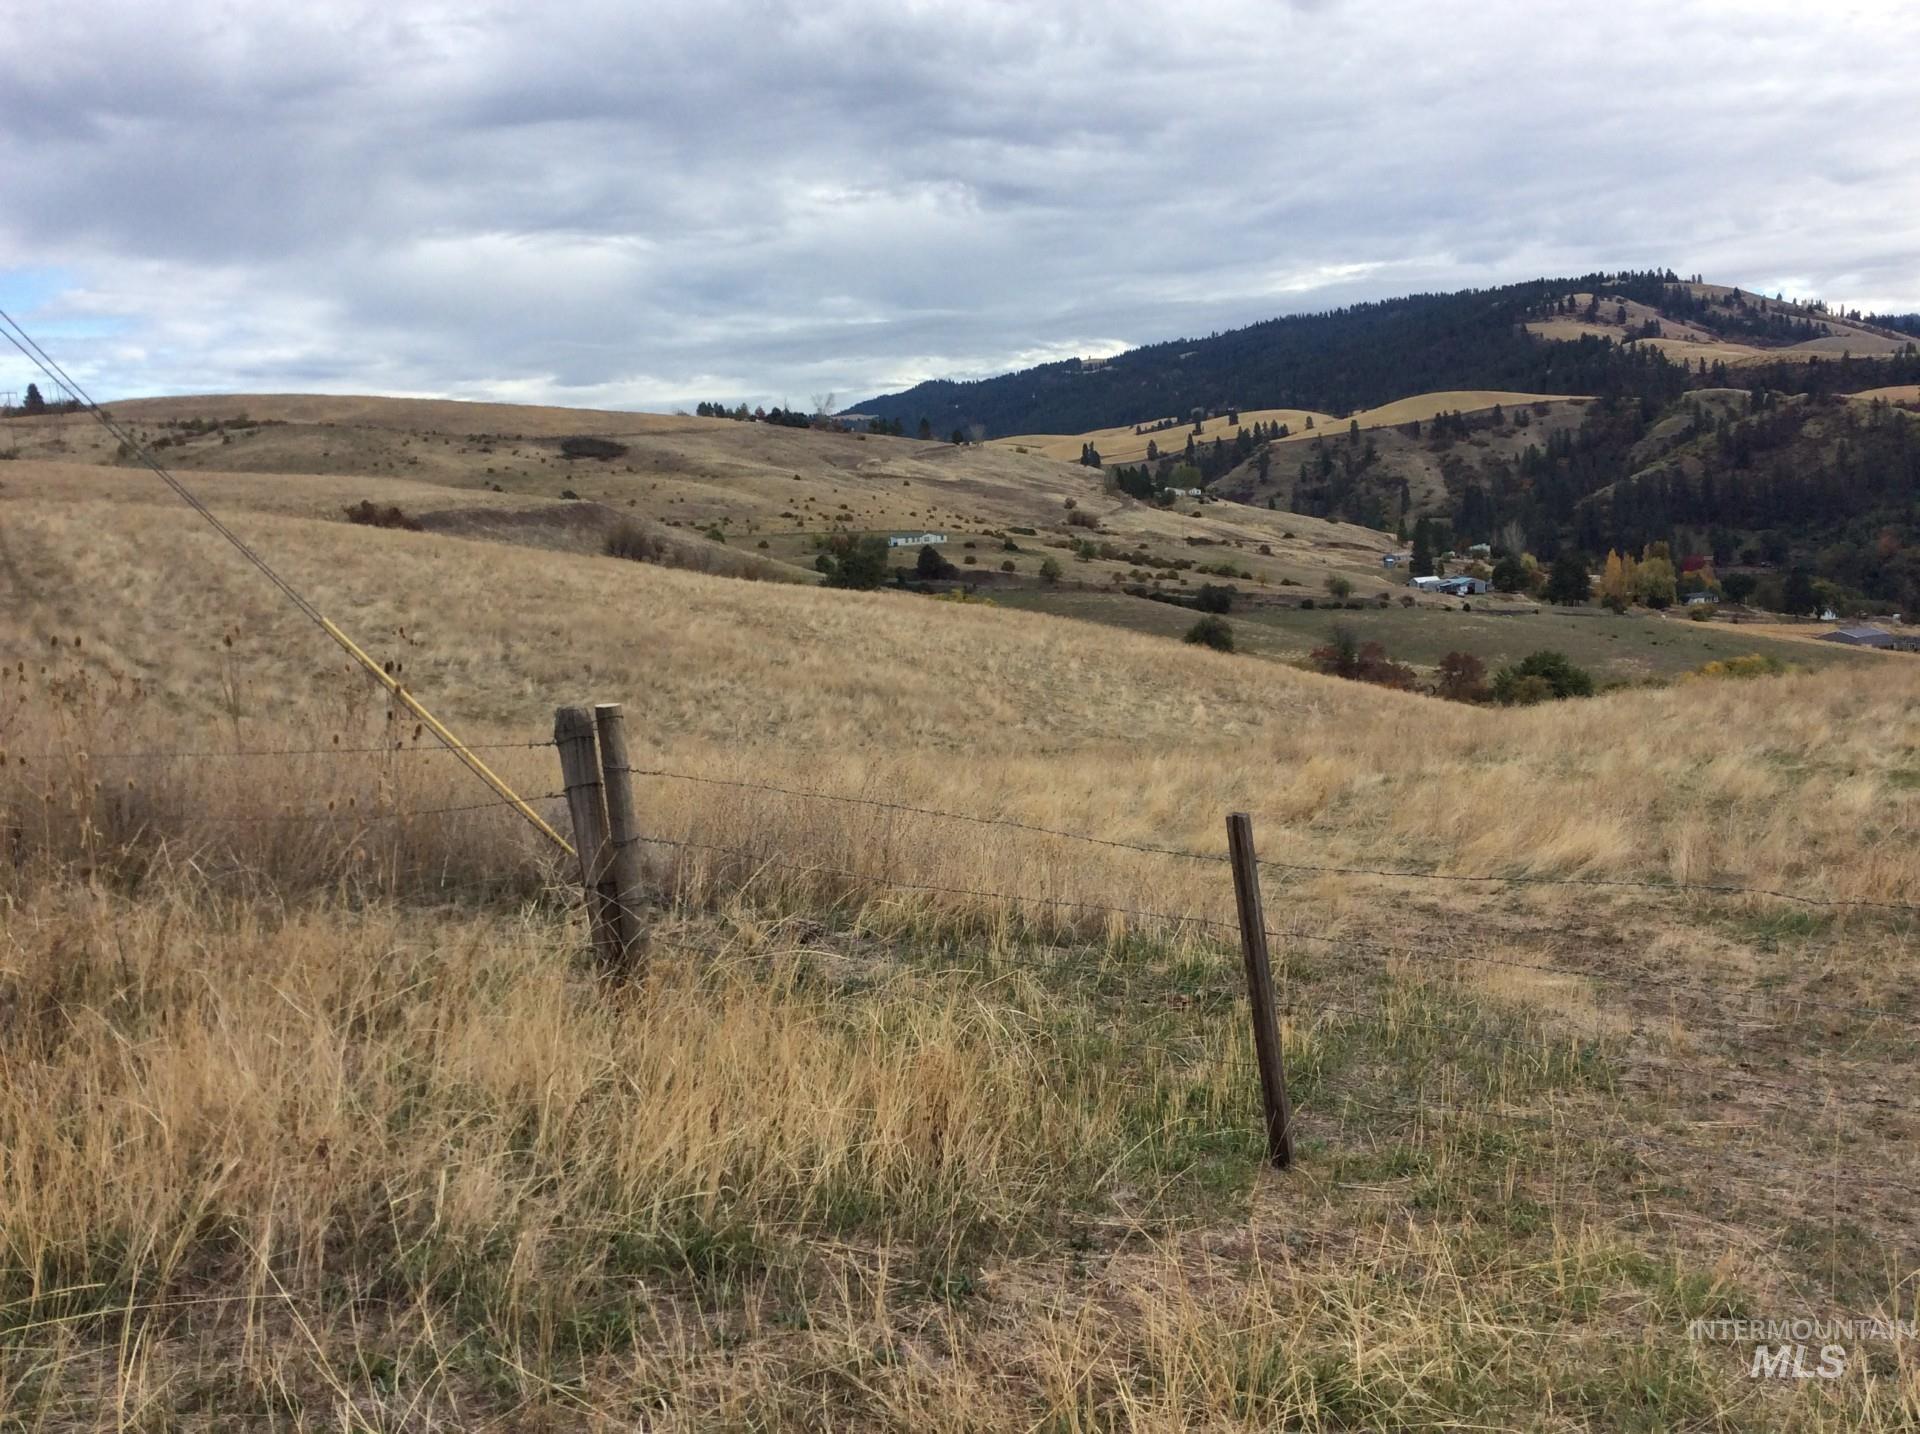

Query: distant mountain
[[853, 272, 1920, 441], [853, 274, 1704, 437]]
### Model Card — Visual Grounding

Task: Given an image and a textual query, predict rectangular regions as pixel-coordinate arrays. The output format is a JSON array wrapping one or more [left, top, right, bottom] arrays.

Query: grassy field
[[1, 394, 1917, 1427], [995, 587, 1879, 681], [993, 407, 1337, 465], [0, 396, 1405, 600], [994, 391, 1591, 468]]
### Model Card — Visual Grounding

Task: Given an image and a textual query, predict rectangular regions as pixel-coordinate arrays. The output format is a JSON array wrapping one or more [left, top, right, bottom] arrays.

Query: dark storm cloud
[[2, 0, 1917, 409]]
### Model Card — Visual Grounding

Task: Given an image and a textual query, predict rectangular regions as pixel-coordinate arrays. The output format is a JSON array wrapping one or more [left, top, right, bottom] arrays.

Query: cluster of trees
[[1576, 397, 1920, 614], [1658, 287, 1835, 345], [4, 383, 81, 417], [1595, 544, 1680, 612], [690, 400, 974, 444], [1307, 627, 1596, 705]]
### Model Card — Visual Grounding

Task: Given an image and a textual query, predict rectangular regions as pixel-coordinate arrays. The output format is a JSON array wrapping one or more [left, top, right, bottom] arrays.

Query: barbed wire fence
[[8, 706, 1918, 1218]]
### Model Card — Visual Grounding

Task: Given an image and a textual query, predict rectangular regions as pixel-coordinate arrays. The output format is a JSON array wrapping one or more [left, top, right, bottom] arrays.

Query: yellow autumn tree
[[1599, 549, 1633, 612], [1633, 545, 1677, 609]]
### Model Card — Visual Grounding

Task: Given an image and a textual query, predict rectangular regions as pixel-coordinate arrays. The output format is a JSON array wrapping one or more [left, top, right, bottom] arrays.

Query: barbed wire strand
[[619, 763, 1917, 914]]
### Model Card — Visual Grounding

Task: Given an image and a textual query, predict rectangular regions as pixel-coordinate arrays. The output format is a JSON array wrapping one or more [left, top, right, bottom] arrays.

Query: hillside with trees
[[852, 271, 1920, 442], [849, 270, 1920, 618], [852, 274, 1700, 438]]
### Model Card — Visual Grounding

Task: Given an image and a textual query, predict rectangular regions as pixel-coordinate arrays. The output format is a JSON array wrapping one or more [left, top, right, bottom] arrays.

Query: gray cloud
[[3, 0, 1918, 411]]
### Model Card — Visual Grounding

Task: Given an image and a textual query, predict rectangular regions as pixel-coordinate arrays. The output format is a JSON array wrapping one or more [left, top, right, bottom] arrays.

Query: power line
[[9, 740, 554, 761], [0, 308, 572, 856]]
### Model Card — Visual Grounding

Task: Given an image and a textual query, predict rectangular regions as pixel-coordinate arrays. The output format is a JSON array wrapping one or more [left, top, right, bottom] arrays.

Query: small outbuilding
[[1820, 625, 1895, 648]]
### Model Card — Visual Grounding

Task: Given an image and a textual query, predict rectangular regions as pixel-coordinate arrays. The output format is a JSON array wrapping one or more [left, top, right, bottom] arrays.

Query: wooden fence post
[[593, 702, 647, 975], [1227, 811, 1294, 1169], [554, 705, 619, 969]]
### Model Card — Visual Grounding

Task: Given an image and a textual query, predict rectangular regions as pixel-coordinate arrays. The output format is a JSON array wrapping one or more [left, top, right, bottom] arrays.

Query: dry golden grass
[[998, 392, 1590, 466], [1, 396, 1400, 595], [102, 391, 720, 436], [993, 407, 1337, 466], [4, 393, 1920, 1427], [1271, 390, 1587, 441]]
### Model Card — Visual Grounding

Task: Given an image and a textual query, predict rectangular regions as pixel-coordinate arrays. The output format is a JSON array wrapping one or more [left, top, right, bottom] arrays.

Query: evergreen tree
[[22, 383, 46, 416], [814, 531, 890, 589], [1410, 518, 1435, 578], [1782, 567, 1818, 615], [1545, 550, 1591, 605]]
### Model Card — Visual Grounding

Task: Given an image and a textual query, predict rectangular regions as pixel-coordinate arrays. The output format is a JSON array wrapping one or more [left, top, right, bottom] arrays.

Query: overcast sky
[[3, 0, 1918, 413]]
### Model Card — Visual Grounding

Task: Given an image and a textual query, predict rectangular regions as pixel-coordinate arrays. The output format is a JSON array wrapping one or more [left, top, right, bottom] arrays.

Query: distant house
[[1466, 543, 1492, 559], [1683, 591, 1715, 606], [1381, 552, 1413, 568], [1821, 625, 1895, 648], [887, 532, 947, 548]]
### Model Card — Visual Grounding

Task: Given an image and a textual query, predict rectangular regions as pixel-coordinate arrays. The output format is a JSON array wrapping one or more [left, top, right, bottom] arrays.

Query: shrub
[[1492, 650, 1594, 703], [1687, 603, 1717, 621], [1324, 574, 1354, 600], [814, 531, 890, 589], [604, 519, 661, 562], [1491, 553, 1529, 593], [1184, 615, 1234, 651], [1065, 509, 1098, 529], [1434, 651, 1489, 703], [560, 435, 629, 461], [342, 500, 421, 531], [1497, 674, 1557, 706], [1195, 584, 1236, 614], [1039, 556, 1063, 585], [1693, 653, 1787, 680], [1309, 626, 1415, 689], [915, 544, 957, 581]]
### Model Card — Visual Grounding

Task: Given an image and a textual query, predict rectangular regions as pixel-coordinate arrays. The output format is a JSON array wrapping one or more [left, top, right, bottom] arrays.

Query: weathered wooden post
[[1227, 811, 1295, 1169], [593, 702, 647, 975], [554, 705, 619, 968]]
